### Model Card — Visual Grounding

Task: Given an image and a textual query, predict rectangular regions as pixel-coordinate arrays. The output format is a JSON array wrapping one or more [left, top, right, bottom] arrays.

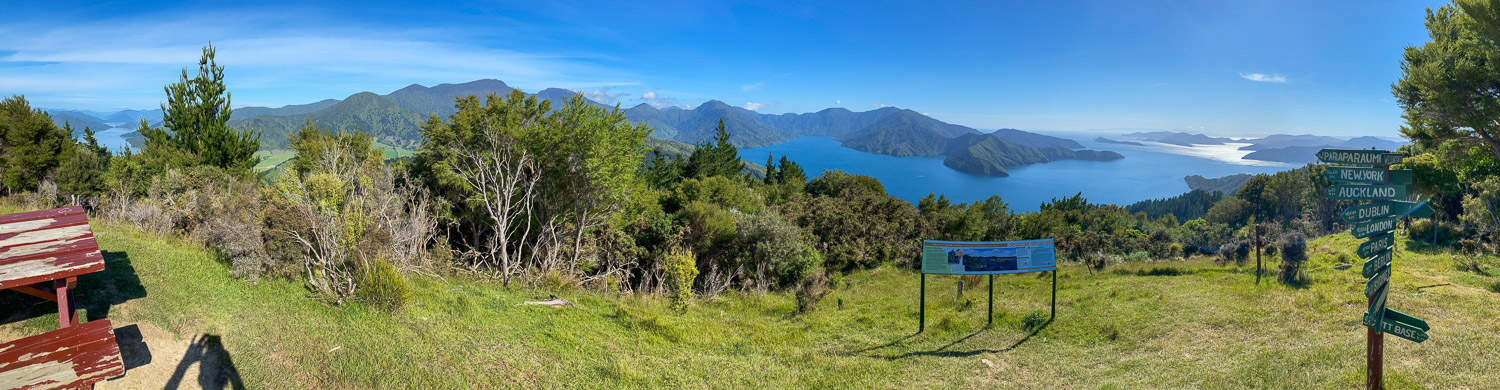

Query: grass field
[[253, 149, 296, 173], [3, 219, 1498, 388]]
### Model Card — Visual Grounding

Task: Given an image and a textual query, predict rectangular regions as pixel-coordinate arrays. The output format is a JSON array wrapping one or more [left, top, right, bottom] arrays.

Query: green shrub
[[1122, 251, 1150, 262], [357, 257, 410, 312], [1022, 310, 1048, 331], [665, 248, 699, 312], [1409, 219, 1460, 246], [794, 270, 830, 315], [1279, 233, 1308, 285], [736, 211, 821, 289]]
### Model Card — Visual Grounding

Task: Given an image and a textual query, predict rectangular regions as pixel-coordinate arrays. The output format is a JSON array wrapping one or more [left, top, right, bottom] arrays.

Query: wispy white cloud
[[583, 87, 629, 104], [642, 91, 657, 100], [0, 10, 640, 110], [1238, 72, 1287, 83], [741, 82, 763, 91], [835, 99, 841, 105], [743, 102, 764, 111]]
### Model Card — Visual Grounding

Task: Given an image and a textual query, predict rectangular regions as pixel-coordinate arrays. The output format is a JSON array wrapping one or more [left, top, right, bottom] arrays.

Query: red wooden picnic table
[[0, 206, 124, 389], [0, 206, 105, 328]]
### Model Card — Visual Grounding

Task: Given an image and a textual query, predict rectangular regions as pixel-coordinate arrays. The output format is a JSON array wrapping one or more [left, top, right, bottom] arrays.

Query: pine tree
[[778, 155, 806, 185], [140, 44, 260, 173], [0, 95, 70, 192], [764, 154, 777, 184], [686, 118, 742, 178]]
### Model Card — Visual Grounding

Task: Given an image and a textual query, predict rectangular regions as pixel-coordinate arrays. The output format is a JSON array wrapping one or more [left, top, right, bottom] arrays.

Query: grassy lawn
[[253, 149, 296, 173], [373, 141, 417, 160], [4, 220, 1499, 388]]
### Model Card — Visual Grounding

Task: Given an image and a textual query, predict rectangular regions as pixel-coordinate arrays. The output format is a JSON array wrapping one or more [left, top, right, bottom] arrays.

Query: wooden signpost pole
[[1318, 148, 1431, 390]]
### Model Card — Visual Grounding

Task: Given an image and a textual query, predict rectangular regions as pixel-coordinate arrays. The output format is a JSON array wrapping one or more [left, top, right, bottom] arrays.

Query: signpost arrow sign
[[1325, 167, 1413, 185], [1375, 318, 1429, 343], [1343, 201, 1419, 223], [1358, 233, 1395, 259], [1317, 149, 1404, 166], [1366, 268, 1389, 298], [1354, 217, 1401, 239], [1365, 282, 1388, 327], [1362, 251, 1392, 279], [1382, 308, 1430, 332], [1328, 184, 1408, 201]]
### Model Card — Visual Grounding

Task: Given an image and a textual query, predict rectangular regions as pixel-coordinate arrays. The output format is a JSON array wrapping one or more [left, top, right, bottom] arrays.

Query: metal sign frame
[[917, 239, 1058, 333]]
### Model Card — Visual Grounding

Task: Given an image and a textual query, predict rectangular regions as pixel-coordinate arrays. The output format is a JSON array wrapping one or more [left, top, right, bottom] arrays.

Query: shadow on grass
[[868, 319, 1053, 360], [80, 250, 149, 322], [838, 333, 917, 355], [1113, 267, 1199, 277], [0, 250, 147, 327]]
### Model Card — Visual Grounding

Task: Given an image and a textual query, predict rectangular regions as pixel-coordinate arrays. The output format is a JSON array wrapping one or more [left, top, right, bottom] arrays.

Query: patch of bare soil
[[99, 321, 245, 389]]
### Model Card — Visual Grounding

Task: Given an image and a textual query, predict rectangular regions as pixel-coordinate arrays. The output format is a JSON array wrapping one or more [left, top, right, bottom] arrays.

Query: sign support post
[[919, 273, 926, 333], [1051, 269, 1057, 321], [987, 275, 994, 327], [1368, 327, 1382, 389]]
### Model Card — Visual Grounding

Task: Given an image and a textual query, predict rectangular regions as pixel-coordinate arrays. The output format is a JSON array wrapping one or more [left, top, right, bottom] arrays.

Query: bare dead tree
[[279, 145, 362, 302], [448, 119, 565, 285]]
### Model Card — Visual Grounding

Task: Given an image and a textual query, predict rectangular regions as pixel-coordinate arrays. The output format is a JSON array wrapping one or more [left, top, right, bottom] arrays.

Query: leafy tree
[[56, 129, 109, 199], [775, 155, 807, 186], [0, 95, 70, 193], [781, 170, 922, 272], [417, 91, 554, 283], [1204, 196, 1252, 226], [289, 120, 375, 176], [1173, 218, 1232, 255], [1394, 2, 1500, 160], [685, 119, 742, 178], [534, 94, 652, 264], [642, 149, 687, 189], [140, 44, 260, 173]]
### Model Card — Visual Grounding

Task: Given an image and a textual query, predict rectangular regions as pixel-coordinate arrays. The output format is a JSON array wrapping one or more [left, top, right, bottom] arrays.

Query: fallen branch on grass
[[1416, 283, 1450, 290], [518, 294, 576, 308]]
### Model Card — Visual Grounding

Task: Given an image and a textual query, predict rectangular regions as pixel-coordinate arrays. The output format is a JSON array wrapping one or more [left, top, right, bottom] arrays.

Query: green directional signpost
[[1318, 148, 1432, 390]]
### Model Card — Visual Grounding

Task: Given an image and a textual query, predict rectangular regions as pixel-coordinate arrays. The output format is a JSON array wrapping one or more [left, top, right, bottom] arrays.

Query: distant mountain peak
[[391, 83, 429, 94]]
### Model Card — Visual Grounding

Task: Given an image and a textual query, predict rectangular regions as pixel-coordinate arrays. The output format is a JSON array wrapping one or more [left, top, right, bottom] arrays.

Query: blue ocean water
[[94, 126, 136, 152], [742, 135, 1295, 212]]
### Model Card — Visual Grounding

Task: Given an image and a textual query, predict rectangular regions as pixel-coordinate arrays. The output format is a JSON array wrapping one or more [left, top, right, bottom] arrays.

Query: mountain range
[[43, 79, 1124, 175]]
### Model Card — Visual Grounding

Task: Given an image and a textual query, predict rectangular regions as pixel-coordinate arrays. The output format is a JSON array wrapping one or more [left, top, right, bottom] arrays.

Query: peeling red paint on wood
[[0, 207, 124, 388], [0, 207, 104, 291], [0, 319, 125, 389]]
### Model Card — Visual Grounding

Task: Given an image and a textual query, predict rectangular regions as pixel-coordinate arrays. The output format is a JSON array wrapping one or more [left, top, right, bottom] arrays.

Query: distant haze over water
[[743, 135, 1294, 212]]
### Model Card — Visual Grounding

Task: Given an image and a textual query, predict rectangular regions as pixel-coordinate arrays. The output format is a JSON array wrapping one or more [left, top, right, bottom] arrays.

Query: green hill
[[233, 92, 425, 149], [840, 112, 958, 156], [44, 110, 111, 135], [942, 134, 1122, 177], [5, 211, 1494, 388]]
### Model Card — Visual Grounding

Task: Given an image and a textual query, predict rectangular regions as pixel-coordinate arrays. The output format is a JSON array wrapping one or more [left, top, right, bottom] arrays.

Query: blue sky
[[0, 0, 1448, 137]]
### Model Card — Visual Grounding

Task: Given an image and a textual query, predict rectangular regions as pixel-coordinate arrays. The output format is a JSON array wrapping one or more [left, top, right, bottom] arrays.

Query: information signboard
[[921, 239, 1056, 275]]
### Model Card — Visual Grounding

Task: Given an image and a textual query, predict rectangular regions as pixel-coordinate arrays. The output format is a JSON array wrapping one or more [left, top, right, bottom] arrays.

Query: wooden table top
[[0, 206, 105, 290]]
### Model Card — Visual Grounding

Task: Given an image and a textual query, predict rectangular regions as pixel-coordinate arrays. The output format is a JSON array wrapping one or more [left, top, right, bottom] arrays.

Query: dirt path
[[98, 321, 244, 389]]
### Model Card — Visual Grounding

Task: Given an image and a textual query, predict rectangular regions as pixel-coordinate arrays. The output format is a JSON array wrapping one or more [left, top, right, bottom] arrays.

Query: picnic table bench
[[0, 206, 124, 389]]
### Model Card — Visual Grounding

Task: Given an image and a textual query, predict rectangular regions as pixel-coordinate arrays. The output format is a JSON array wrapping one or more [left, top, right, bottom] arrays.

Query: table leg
[[54, 277, 77, 327]]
